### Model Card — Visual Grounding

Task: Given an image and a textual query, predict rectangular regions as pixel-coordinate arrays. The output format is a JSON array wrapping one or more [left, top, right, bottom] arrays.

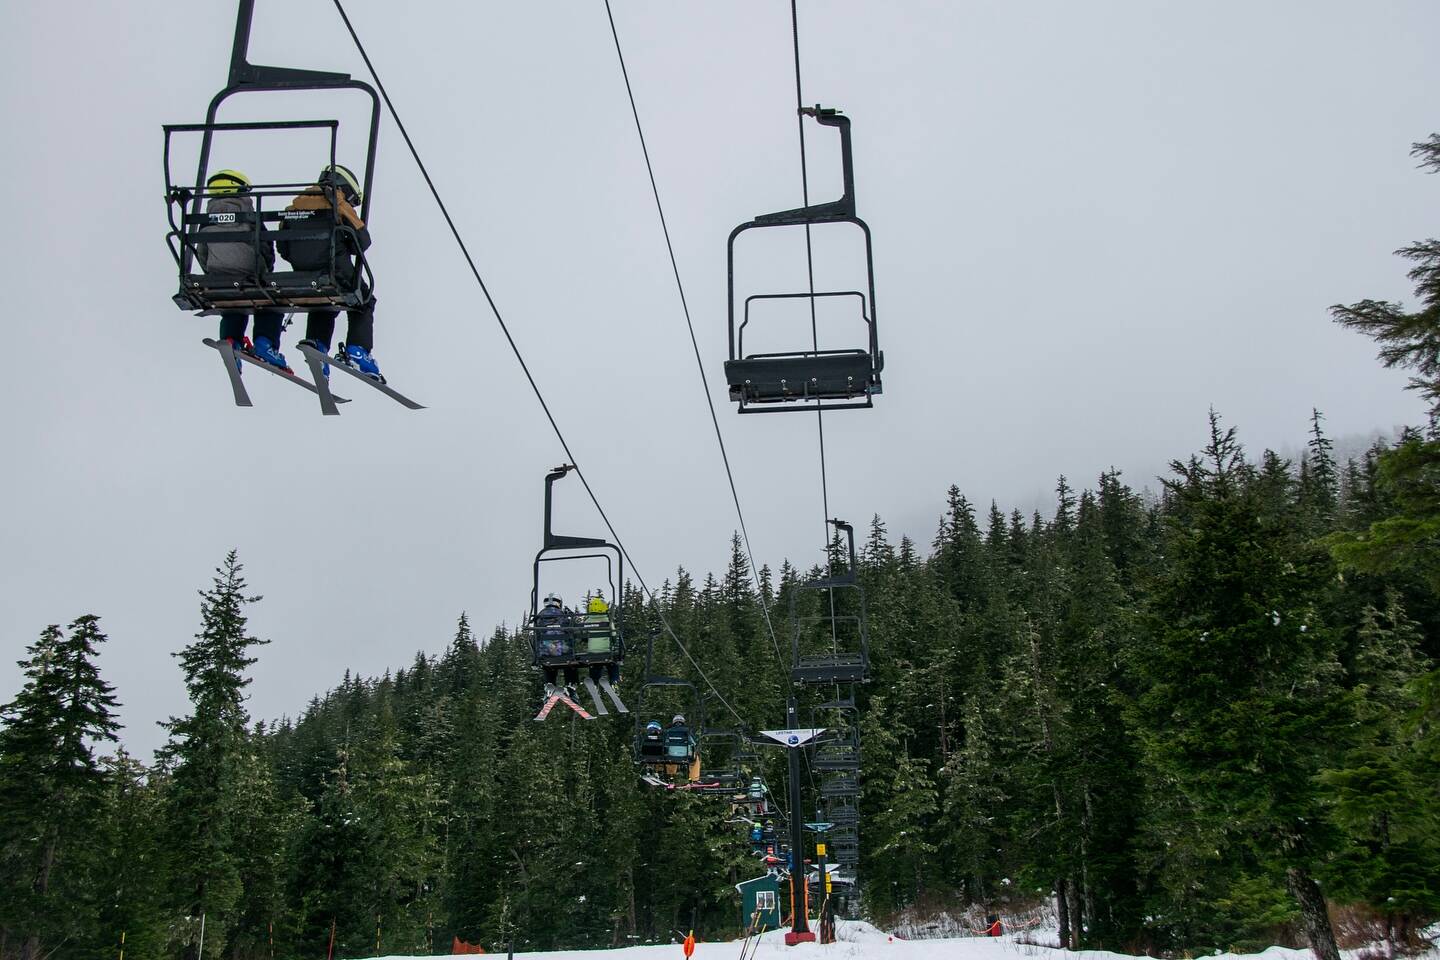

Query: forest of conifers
[[5, 412, 1440, 960], [3, 137, 1440, 960]]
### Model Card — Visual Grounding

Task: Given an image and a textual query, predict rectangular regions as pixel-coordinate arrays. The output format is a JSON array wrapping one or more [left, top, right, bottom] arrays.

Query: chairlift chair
[[824, 797, 860, 827], [163, 0, 381, 316], [528, 465, 627, 717], [632, 630, 704, 784], [633, 676, 705, 785], [694, 728, 750, 795], [827, 828, 861, 866], [819, 775, 860, 800], [791, 520, 871, 685], [812, 730, 861, 772], [726, 106, 883, 413]]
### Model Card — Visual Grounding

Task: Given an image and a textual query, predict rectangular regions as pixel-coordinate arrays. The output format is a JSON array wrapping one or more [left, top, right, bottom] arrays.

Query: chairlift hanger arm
[[828, 518, 857, 577], [543, 463, 610, 551], [186, 0, 382, 265], [752, 104, 855, 225]]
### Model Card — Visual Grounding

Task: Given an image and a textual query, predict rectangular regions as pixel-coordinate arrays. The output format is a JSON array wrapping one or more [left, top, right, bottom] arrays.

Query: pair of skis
[[639, 772, 723, 792], [533, 676, 629, 721], [204, 338, 423, 414]]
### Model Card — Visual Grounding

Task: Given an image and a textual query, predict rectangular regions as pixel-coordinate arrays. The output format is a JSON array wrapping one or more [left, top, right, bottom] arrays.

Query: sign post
[[781, 698, 816, 945]]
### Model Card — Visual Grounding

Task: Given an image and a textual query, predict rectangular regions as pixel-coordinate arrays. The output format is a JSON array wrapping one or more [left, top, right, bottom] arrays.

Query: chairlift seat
[[820, 776, 860, 798], [826, 802, 860, 826], [792, 653, 868, 685], [725, 351, 880, 406], [174, 269, 368, 312], [814, 741, 861, 772]]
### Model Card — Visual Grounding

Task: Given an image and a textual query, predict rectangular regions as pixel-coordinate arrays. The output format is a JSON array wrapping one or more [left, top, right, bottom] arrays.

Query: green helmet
[[206, 168, 251, 194], [319, 163, 362, 204]]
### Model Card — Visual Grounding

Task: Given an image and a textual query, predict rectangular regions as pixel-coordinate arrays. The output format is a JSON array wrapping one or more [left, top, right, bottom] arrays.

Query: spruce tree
[[83, 750, 168, 960], [1132, 414, 1348, 959], [1331, 134, 1440, 415], [0, 615, 120, 960], [158, 551, 269, 960], [1317, 597, 1440, 950]]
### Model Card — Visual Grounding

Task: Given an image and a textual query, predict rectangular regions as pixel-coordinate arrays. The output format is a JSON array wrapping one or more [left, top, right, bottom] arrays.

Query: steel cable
[[331, 0, 746, 728], [600, 0, 789, 682]]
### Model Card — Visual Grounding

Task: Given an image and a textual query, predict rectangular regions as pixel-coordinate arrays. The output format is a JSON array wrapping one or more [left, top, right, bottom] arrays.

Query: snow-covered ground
[[367, 920, 1439, 960]]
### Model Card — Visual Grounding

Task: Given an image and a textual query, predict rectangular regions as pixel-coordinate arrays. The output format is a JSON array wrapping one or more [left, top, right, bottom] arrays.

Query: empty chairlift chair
[[819, 774, 860, 799], [813, 730, 861, 772], [695, 728, 750, 795], [825, 797, 860, 827], [790, 520, 871, 685], [828, 827, 861, 866], [726, 106, 883, 413]]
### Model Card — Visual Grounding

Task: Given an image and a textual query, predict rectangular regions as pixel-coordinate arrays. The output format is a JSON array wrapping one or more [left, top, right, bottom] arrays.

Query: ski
[[640, 773, 723, 792], [208, 337, 253, 407], [598, 676, 629, 713], [534, 689, 594, 722], [298, 343, 425, 410], [296, 344, 342, 417], [581, 677, 610, 716], [203, 339, 350, 406]]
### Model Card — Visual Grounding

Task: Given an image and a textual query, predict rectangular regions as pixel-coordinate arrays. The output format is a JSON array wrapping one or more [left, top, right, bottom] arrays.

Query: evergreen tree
[[0, 615, 120, 960], [83, 750, 167, 960], [1331, 134, 1440, 416], [158, 551, 269, 960], [1317, 596, 1440, 950], [1329, 434, 1440, 593], [1132, 414, 1348, 959]]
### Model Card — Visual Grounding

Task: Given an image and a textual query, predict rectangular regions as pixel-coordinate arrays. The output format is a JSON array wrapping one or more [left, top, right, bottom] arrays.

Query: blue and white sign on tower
[[760, 728, 825, 748]]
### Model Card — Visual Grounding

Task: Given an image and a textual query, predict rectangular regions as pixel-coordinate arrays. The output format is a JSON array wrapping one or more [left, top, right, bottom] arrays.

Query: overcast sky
[[2, 0, 1436, 759]]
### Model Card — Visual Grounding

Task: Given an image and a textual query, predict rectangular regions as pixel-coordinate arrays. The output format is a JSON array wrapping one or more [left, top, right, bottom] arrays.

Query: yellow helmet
[[206, 169, 251, 194], [587, 596, 609, 614]]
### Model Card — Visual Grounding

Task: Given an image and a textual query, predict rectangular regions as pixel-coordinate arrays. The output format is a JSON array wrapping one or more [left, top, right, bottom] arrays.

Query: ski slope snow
[[366, 920, 1439, 960]]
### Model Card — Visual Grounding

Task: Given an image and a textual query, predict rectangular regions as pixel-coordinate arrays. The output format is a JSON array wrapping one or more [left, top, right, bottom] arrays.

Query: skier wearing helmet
[[535, 594, 577, 694], [277, 163, 384, 380], [581, 591, 621, 685], [664, 714, 697, 779], [199, 168, 288, 371], [640, 720, 666, 762]]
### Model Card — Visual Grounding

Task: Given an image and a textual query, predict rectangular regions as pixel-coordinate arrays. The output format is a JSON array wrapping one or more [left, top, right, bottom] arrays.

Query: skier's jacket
[[664, 723, 692, 759], [198, 194, 273, 276], [640, 724, 665, 760], [276, 186, 370, 286], [581, 596, 613, 655], [534, 606, 572, 657]]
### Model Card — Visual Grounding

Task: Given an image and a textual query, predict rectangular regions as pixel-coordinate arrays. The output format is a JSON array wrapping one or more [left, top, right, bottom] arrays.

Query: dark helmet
[[646, 720, 662, 732], [318, 163, 362, 204]]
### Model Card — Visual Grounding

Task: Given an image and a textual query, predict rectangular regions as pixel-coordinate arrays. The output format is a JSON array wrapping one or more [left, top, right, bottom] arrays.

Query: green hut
[[735, 874, 782, 929]]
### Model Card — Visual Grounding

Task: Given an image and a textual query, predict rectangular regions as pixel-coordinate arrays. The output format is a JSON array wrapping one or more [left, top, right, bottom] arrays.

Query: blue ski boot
[[251, 336, 291, 374], [343, 342, 384, 382], [299, 339, 330, 378]]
